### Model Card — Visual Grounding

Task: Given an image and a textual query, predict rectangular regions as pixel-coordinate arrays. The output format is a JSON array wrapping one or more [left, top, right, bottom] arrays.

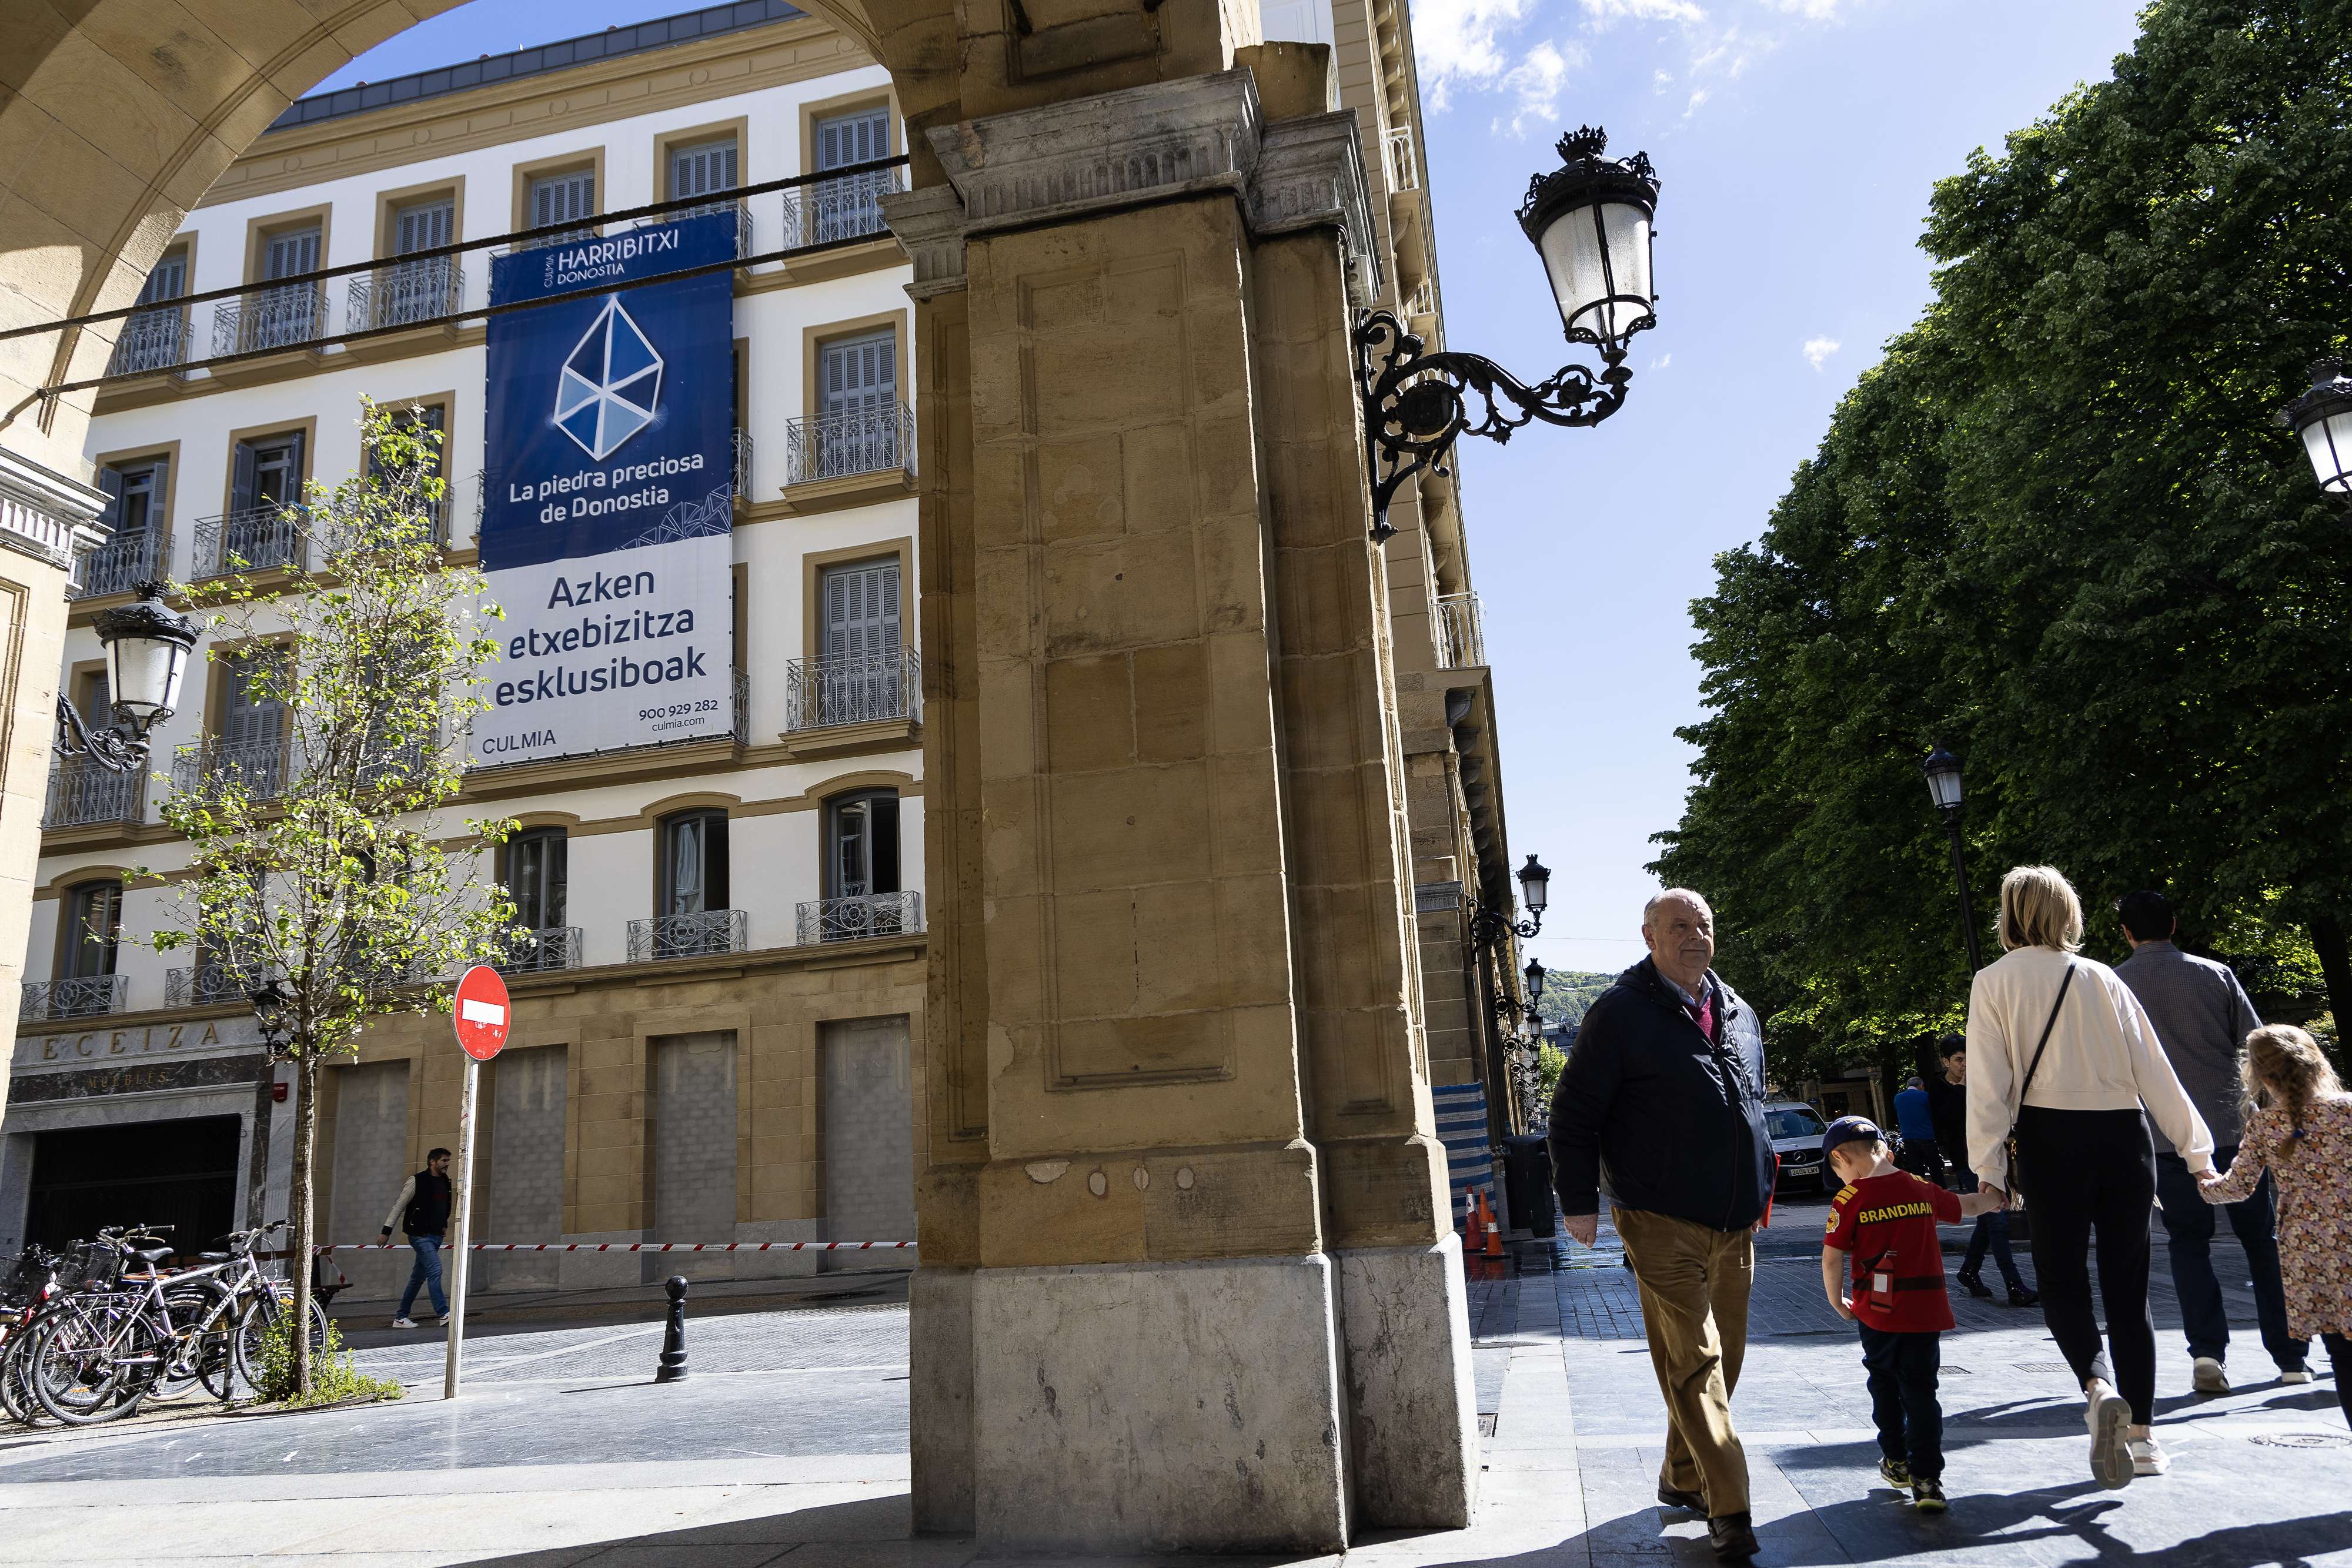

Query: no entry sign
[[452, 965, 512, 1061]]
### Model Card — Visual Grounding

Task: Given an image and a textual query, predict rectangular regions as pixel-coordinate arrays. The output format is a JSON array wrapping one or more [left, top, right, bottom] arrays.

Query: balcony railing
[[796, 891, 922, 945], [786, 403, 913, 486], [785, 646, 921, 733], [498, 927, 584, 975], [193, 506, 304, 579], [72, 524, 169, 600], [165, 964, 258, 1008], [44, 755, 145, 830], [105, 309, 188, 377], [733, 430, 753, 500], [657, 198, 753, 258], [1384, 125, 1421, 192], [627, 910, 747, 963], [21, 975, 129, 1022], [781, 167, 906, 248], [172, 730, 289, 801], [214, 282, 329, 356], [1436, 591, 1485, 669], [349, 257, 465, 330]]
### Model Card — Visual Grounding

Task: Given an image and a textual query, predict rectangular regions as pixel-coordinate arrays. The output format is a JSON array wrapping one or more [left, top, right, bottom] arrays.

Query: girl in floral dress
[[2200, 1025, 2352, 1425]]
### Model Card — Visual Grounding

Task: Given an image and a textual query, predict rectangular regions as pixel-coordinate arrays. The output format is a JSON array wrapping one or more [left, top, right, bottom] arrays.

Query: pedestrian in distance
[[1891, 1076, 1946, 1186], [1819, 1115, 2006, 1513], [1965, 865, 2214, 1487], [1921, 1037, 2036, 1307], [2114, 888, 2310, 1392], [380, 1146, 454, 1329], [1550, 888, 1773, 1562], [2199, 1025, 2352, 1429]]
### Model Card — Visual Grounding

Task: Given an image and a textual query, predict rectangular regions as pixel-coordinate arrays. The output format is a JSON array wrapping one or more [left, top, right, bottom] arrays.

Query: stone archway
[[0, 2, 1476, 1550]]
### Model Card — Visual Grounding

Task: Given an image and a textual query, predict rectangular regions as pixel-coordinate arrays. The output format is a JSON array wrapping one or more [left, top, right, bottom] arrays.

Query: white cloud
[[1758, 0, 1845, 17], [1414, 0, 1539, 111], [1496, 39, 1582, 136], [1803, 336, 1841, 371], [1579, 0, 1708, 22], [1683, 88, 1709, 116], [1650, 352, 1673, 370]]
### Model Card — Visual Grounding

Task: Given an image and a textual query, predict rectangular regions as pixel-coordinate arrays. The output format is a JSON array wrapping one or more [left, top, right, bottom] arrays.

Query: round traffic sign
[[453, 965, 512, 1061]]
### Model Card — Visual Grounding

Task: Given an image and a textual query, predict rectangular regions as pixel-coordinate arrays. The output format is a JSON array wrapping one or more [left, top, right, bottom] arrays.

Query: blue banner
[[476, 215, 737, 766]]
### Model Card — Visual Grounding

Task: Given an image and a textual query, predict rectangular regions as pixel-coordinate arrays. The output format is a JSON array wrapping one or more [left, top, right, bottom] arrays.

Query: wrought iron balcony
[[659, 199, 753, 258], [498, 927, 583, 975], [165, 964, 256, 1008], [786, 403, 913, 486], [44, 754, 146, 830], [785, 646, 921, 733], [780, 167, 906, 248], [349, 257, 465, 330], [72, 523, 169, 601], [627, 910, 747, 963], [1436, 591, 1486, 668], [733, 430, 753, 500], [172, 730, 289, 801], [1384, 125, 1421, 193], [214, 282, 329, 356], [105, 308, 188, 377], [21, 975, 129, 1022], [193, 506, 304, 579], [796, 890, 922, 945]]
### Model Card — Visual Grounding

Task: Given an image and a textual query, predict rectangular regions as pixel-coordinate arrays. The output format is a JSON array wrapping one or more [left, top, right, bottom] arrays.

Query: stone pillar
[[887, 49, 1474, 1552]]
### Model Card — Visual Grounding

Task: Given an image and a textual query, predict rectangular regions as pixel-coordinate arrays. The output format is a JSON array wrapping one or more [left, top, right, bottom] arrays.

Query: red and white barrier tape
[[311, 1240, 914, 1253]]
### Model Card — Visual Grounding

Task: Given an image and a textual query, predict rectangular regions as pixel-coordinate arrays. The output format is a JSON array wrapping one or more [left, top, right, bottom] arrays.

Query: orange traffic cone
[[1462, 1193, 1484, 1252], [1481, 1191, 1504, 1257]]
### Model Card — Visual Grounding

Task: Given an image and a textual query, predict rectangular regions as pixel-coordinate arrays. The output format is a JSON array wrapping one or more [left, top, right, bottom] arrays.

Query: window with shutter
[[670, 138, 738, 199], [392, 199, 453, 256], [63, 883, 123, 979], [816, 109, 889, 170], [529, 169, 596, 245], [138, 252, 186, 306], [263, 227, 319, 280], [255, 225, 322, 350], [813, 108, 891, 242], [818, 331, 898, 477]]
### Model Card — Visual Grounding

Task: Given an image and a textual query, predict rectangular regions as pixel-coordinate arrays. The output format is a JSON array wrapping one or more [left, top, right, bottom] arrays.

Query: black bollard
[[656, 1275, 689, 1383]]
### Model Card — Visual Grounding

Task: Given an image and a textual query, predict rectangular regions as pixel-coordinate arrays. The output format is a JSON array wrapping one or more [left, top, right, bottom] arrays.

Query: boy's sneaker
[[2129, 1430, 2169, 1476], [1953, 1270, 1993, 1299], [2193, 1356, 2229, 1395], [1911, 1479, 1947, 1513], [2085, 1378, 2134, 1490], [437, 1312, 453, 1327], [2280, 1367, 2314, 1386], [1877, 1456, 1912, 1489], [390, 1317, 417, 1328], [2007, 1284, 2039, 1308]]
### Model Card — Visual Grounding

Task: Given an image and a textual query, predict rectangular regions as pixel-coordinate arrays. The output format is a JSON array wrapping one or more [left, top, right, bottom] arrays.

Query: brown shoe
[[1658, 1485, 1706, 1512], [1709, 1512, 1759, 1559]]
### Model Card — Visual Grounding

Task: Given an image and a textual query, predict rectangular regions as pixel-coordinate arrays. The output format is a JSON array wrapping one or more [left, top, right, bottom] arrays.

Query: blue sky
[[323, 0, 2151, 977]]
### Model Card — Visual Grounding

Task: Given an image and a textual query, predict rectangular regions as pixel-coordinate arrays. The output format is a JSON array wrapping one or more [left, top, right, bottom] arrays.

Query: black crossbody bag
[[2001, 962, 2076, 1204]]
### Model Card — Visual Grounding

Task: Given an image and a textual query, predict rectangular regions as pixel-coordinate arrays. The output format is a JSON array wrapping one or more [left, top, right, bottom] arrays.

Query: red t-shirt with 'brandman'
[[1823, 1170, 1962, 1332]]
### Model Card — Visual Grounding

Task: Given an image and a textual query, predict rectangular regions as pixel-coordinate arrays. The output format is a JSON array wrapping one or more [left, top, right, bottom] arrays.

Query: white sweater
[[1965, 945, 2214, 1188]]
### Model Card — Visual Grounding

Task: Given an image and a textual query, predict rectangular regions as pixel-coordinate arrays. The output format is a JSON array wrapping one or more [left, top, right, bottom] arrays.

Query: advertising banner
[[477, 215, 736, 767]]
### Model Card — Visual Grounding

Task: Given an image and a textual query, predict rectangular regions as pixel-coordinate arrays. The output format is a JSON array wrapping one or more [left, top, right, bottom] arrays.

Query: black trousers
[[1858, 1325, 1943, 1480], [2016, 1105, 2157, 1423], [2154, 1148, 2307, 1370]]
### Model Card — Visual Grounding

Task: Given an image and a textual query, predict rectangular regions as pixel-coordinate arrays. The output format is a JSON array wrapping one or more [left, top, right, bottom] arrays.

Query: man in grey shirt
[[2115, 890, 2309, 1392]]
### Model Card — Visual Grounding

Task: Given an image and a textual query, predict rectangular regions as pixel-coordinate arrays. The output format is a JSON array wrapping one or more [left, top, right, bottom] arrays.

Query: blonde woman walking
[[1965, 866, 2213, 1488], [2200, 1026, 2352, 1427]]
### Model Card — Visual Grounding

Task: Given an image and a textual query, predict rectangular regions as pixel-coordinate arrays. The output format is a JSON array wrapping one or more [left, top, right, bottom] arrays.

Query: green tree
[[135, 400, 517, 1395], [1656, 0, 2352, 1084]]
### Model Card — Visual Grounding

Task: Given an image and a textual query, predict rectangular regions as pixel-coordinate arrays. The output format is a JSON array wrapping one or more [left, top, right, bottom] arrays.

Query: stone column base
[[1337, 1233, 1479, 1527], [910, 1265, 977, 1534], [971, 1253, 1349, 1553]]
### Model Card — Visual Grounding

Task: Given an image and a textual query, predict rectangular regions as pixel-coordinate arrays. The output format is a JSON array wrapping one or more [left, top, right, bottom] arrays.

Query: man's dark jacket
[[1547, 958, 1773, 1231], [402, 1170, 452, 1238]]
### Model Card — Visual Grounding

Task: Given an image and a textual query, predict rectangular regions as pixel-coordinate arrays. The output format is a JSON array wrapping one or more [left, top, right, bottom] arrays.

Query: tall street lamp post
[[52, 581, 198, 773], [245, 977, 297, 1231], [1353, 127, 1658, 541], [1922, 747, 1984, 973]]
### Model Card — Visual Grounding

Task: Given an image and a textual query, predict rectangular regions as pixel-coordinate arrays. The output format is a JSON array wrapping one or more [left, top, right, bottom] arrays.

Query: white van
[[1762, 1099, 1832, 1195]]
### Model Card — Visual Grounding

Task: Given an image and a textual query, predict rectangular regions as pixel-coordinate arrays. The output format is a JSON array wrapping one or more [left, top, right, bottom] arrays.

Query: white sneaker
[[2085, 1378, 2134, 1491], [2281, 1368, 2314, 1386], [2193, 1356, 2229, 1395], [437, 1313, 452, 1327], [390, 1316, 417, 1328], [2128, 1427, 2169, 1476]]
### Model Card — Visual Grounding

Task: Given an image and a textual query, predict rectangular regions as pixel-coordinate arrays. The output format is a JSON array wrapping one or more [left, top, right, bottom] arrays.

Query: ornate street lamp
[[54, 582, 197, 773], [2280, 357, 2352, 503], [1921, 746, 1984, 972], [250, 977, 296, 1060], [1354, 126, 1658, 541], [1473, 853, 1553, 948], [1523, 955, 1546, 1005]]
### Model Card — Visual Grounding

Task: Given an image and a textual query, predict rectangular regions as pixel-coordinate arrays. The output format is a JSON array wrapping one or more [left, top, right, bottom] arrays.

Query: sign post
[[445, 964, 510, 1400]]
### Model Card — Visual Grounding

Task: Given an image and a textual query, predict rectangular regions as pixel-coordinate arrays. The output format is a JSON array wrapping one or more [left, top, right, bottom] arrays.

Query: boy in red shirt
[[1820, 1115, 2003, 1512]]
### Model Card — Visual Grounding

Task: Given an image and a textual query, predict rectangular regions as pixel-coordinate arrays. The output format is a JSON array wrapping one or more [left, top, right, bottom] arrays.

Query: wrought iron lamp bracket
[[54, 693, 149, 775], [1352, 309, 1636, 543]]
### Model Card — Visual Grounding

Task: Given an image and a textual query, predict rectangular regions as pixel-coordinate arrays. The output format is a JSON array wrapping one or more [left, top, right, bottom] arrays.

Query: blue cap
[[1822, 1115, 1884, 1162]]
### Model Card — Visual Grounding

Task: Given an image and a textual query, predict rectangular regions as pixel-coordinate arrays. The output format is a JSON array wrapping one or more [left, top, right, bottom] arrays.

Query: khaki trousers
[[1612, 1204, 1754, 1516]]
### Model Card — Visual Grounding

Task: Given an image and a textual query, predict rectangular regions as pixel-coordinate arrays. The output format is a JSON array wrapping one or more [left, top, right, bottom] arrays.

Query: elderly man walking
[[1550, 890, 1774, 1561], [2114, 890, 2310, 1391]]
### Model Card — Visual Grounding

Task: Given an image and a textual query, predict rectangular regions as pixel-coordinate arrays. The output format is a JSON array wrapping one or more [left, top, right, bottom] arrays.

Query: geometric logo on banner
[[553, 297, 663, 460]]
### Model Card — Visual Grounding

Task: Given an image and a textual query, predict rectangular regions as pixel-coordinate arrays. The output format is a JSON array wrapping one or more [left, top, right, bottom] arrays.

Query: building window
[[365, 404, 447, 534], [238, 222, 326, 353], [62, 882, 122, 979], [816, 107, 889, 173], [233, 431, 306, 514], [659, 810, 730, 916], [790, 557, 910, 730], [109, 249, 188, 376], [82, 455, 170, 599], [367, 195, 459, 328], [528, 167, 596, 245], [670, 136, 739, 202], [509, 828, 569, 930], [793, 330, 903, 483], [803, 107, 894, 245], [205, 430, 306, 578], [826, 791, 900, 901], [176, 650, 289, 799]]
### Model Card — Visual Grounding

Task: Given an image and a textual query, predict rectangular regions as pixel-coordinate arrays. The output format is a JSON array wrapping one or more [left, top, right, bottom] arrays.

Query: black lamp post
[[1354, 126, 1658, 541], [1922, 746, 1983, 972], [54, 582, 197, 773], [1473, 854, 1552, 949], [2280, 357, 2352, 503], [250, 978, 296, 1059]]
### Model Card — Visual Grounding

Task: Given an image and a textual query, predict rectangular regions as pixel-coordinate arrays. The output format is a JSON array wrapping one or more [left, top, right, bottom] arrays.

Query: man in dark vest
[[380, 1147, 453, 1328], [1550, 889, 1773, 1562]]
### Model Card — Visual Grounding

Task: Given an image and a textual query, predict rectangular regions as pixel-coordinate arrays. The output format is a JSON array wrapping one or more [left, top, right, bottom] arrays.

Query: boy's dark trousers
[[1858, 1325, 1942, 1481]]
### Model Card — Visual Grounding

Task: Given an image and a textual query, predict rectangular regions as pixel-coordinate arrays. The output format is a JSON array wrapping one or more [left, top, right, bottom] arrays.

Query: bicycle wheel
[[150, 1285, 231, 1403], [232, 1285, 334, 1396], [28, 1311, 151, 1426], [0, 1326, 41, 1425]]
